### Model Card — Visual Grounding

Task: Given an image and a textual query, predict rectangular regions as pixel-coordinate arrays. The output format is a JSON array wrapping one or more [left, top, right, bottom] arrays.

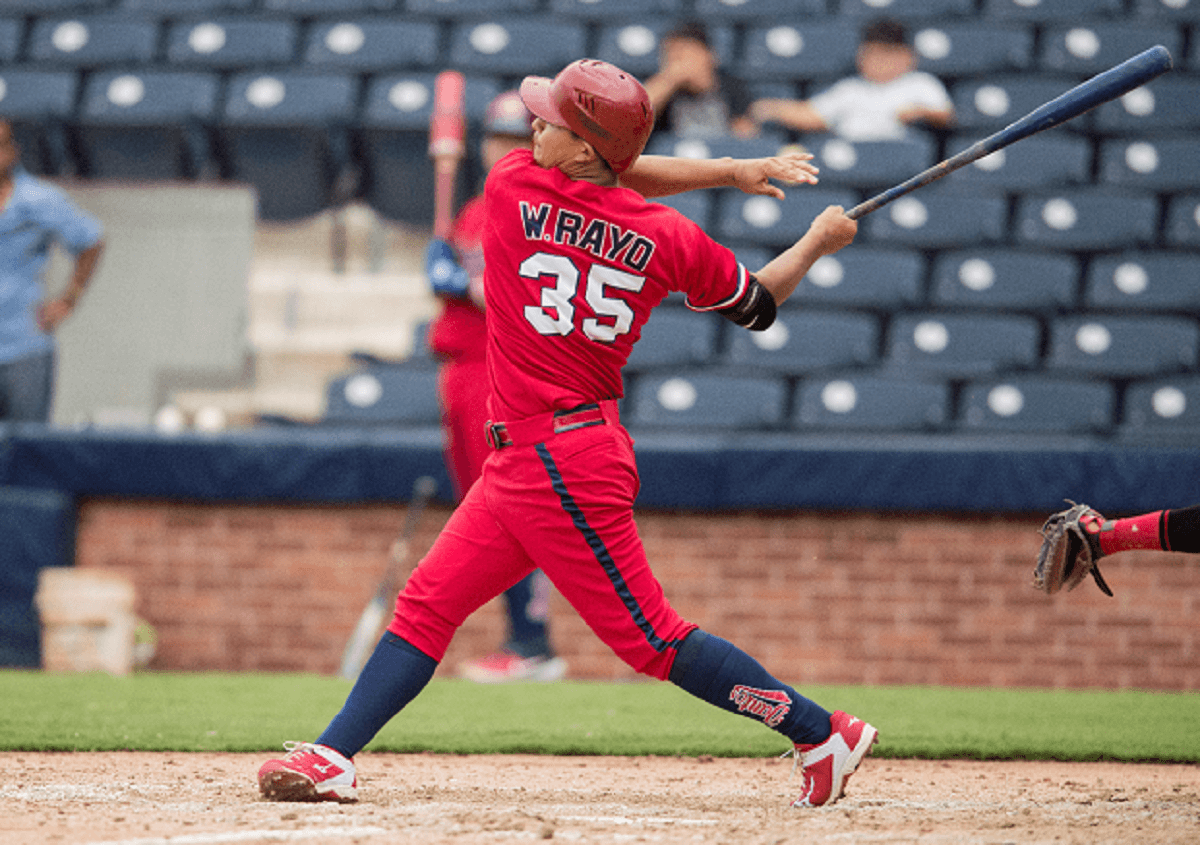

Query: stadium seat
[[740, 21, 859, 83], [447, 18, 585, 76], [958, 377, 1115, 434], [0, 19, 21, 65], [1122, 377, 1200, 435], [1039, 23, 1182, 75], [650, 191, 712, 230], [942, 131, 1090, 191], [789, 247, 925, 309], [1099, 136, 1200, 192], [885, 313, 1041, 376], [1013, 188, 1159, 251], [723, 309, 879, 375], [931, 249, 1078, 311], [836, 0, 974, 19], [120, 0, 256, 11], [358, 72, 499, 225], [1133, 0, 1200, 20], [951, 74, 1086, 133], [626, 371, 787, 430], [593, 20, 735, 78], [405, 0, 537, 16], [322, 365, 441, 427], [644, 132, 788, 161], [862, 188, 1008, 249], [909, 22, 1033, 76], [165, 18, 298, 69], [807, 135, 936, 190], [1047, 315, 1199, 377], [983, 0, 1123, 21], [550, 0, 684, 20], [75, 71, 219, 180], [302, 18, 439, 71], [793, 375, 949, 432], [1086, 252, 1200, 311], [2, 0, 107, 11], [0, 69, 78, 175], [715, 187, 857, 248], [262, 0, 398, 13], [218, 71, 358, 221], [1165, 193, 1200, 247], [27, 16, 158, 67], [624, 308, 719, 372], [692, 0, 826, 21], [1093, 76, 1200, 132]]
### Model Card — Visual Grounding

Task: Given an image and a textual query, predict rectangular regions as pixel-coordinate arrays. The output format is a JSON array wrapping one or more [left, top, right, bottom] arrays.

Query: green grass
[[1, 671, 1197, 762]]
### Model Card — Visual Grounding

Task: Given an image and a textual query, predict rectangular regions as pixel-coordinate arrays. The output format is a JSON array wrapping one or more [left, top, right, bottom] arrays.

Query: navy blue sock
[[502, 571, 551, 658], [316, 632, 438, 758], [668, 629, 832, 746]]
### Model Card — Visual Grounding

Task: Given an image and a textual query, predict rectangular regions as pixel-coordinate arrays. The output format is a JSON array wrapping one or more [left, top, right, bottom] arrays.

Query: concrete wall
[[74, 499, 1199, 691]]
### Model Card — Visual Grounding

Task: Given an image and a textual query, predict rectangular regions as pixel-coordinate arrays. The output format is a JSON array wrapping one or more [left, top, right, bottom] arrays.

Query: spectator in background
[[0, 119, 103, 423], [749, 18, 954, 142], [424, 92, 567, 684], [643, 20, 757, 139]]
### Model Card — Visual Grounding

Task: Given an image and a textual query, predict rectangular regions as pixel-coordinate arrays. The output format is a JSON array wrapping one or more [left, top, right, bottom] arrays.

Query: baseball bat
[[429, 70, 467, 240], [338, 475, 438, 681], [846, 45, 1174, 220]]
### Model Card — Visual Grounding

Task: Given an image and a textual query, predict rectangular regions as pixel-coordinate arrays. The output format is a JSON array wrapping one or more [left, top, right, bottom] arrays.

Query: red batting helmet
[[519, 59, 654, 174]]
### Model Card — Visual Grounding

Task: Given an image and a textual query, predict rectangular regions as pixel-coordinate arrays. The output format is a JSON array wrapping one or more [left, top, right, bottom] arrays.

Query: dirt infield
[[3, 752, 1198, 844]]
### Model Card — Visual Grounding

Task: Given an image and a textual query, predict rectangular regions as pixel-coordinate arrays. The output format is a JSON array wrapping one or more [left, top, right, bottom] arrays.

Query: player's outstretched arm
[[620, 152, 818, 199], [754, 206, 857, 306]]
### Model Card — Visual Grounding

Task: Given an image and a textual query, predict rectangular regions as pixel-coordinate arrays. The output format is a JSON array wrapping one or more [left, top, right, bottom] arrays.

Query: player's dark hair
[[664, 20, 710, 49], [861, 17, 908, 47]]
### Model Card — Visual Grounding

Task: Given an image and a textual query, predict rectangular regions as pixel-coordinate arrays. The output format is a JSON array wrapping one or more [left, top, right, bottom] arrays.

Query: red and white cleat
[[791, 710, 878, 808], [459, 650, 568, 683], [258, 742, 358, 803]]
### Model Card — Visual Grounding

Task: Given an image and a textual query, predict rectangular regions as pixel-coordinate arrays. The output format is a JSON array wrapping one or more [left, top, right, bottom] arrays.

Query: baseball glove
[[1033, 500, 1114, 597]]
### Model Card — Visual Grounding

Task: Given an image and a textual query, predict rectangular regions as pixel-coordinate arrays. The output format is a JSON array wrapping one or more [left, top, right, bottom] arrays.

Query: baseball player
[[259, 59, 873, 809], [427, 90, 567, 683], [1035, 501, 1200, 596]]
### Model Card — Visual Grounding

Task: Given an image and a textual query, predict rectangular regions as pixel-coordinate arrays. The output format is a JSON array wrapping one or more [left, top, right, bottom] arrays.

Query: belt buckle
[[486, 421, 509, 449]]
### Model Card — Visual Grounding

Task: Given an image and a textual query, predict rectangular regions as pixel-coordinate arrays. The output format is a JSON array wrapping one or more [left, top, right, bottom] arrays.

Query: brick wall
[[75, 498, 1198, 690]]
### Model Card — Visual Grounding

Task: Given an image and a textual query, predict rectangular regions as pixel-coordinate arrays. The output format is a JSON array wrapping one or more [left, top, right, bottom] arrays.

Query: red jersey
[[427, 195, 488, 362], [482, 149, 748, 420]]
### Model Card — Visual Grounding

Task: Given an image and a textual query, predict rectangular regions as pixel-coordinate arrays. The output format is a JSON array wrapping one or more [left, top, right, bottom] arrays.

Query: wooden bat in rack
[[429, 70, 467, 240], [846, 45, 1173, 220]]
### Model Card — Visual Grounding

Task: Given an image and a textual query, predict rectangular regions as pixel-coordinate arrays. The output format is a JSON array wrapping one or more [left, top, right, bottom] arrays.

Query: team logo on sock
[[729, 685, 792, 728]]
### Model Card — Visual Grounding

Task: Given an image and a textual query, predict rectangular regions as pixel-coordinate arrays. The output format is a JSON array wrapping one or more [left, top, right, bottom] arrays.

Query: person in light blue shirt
[[0, 119, 104, 422]]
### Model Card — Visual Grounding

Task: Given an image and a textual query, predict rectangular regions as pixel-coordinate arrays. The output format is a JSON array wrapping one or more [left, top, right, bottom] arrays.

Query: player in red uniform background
[[259, 59, 874, 809], [425, 90, 567, 684]]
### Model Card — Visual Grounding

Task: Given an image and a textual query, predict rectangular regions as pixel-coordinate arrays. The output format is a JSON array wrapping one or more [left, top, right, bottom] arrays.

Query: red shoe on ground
[[258, 742, 358, 803], [791, 710, 878, 808]]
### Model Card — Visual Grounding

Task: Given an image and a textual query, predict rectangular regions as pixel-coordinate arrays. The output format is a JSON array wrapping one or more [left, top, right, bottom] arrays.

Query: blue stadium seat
[[627, 371, 787, 431], [793, 375, 949, 432], [2, 0, 107, 11], [550, 0, 684, 20], [723, 309, 879, 375], [27, 16, 158, 67], [909, 22, 1033, 76], [693, 0, 826, 21], [219, 72, 358, 221], [650, 191, 712, 230], [0, 69, 78, 174], [951, 74, 1086, 133], [885, 313, 1041, 376], [807, 135, 936, 190], [958, 377, 1115, 434], [1133, 0, 1200, 20], [1122, 377, 1200, 435], [1085, 252, 1200, 311], [983, 0, 1123, 21], [644, 132, 788, 161], [1048, 315, 1199, 377], [1039, 23, 1182, 75], [447, 18, 585, 76], [75, 71, 219, 180], [862, 188, 1008, 249], [323, 366, 441, 426], [594, 20, 735, 78], [358, 72, 499, 225], [942, 131, 1090, 191], [0, 19, 22, 64], [1093, 76, 1200, 132], [1165, 193, 1200, 247], [715, 187, 857, 248], [624, 308, 719, 372], [789, 247, 925, 309], [120, 0, 255, 11], [1099, 136, 1200, 192], [837, 0, 974, 19], [405, 0, 538, 15], [262, 0, 398, 12], [166, 18, 298, 69], [740, 21, 859, 83], [303, 18, 439, 71], [932, 250, 1078, 311], [1013, 188, 1159, 251]]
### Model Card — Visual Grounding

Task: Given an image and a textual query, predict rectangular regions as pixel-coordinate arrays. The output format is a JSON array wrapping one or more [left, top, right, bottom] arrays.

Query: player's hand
[[36, 296, 74, 332], [810, 205, 857, 255], [730, 152, 819, 199]]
